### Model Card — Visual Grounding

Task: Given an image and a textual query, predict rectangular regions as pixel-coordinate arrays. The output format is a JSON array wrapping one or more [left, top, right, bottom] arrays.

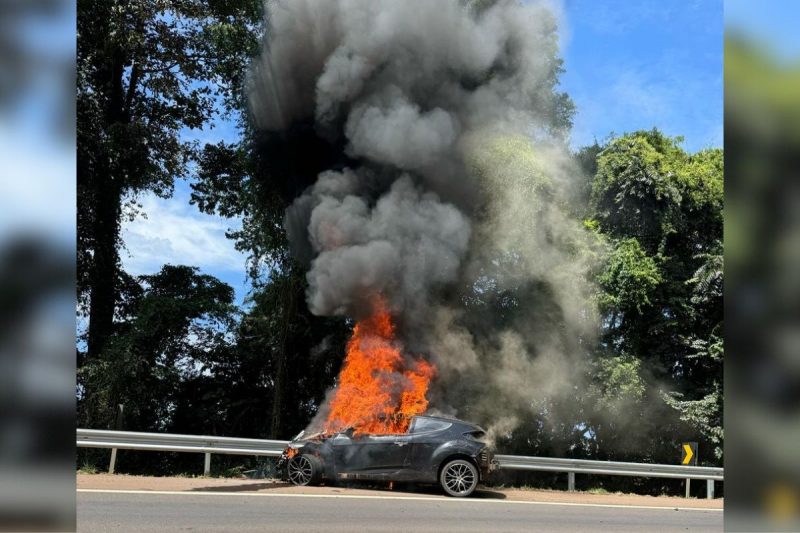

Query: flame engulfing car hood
[[289, 415, 488, 445]]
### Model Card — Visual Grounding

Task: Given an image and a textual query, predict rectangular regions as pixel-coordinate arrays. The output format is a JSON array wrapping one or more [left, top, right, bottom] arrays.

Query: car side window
[[410, 418, 452, 434]]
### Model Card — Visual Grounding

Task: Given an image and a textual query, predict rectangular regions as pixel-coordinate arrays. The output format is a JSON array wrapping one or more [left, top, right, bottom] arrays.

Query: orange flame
[[324, 298, 435, 435]]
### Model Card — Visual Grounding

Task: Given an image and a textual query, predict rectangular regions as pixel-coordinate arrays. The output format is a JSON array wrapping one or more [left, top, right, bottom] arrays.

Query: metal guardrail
[[77, 429, 287, 456], [77, 429, 723, 497], [494, 454, 723, 498], [77, 429, 287, 475], [494, 454, 723, 481]]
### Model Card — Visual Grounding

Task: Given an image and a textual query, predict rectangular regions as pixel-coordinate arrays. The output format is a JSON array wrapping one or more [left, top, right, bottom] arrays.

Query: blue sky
[[559, 0, 722, 152], [122, 1, 725, 304]]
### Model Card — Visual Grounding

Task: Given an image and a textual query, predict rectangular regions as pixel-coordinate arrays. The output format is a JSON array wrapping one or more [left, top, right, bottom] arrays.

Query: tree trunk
[[86, 47, 127, 360], [269, 273, 298, 439], [86, 179, 122, 359]]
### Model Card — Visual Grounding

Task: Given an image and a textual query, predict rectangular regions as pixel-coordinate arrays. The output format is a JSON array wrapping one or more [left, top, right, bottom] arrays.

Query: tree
[[586, 130, 723, 465], [190, 136, 352, 437], [591, 130, 684, 253], [77, 0, 261, 360], [78, 265, 236, 432], [662, 246, 723, 458]]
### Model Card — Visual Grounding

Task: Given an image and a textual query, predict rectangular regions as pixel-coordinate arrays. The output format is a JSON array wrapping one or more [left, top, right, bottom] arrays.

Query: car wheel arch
[[437, 453, 480, 482]]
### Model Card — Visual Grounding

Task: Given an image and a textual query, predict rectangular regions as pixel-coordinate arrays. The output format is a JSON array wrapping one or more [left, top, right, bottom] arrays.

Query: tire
[[439, 459, 479, 497], [287, 454, 323, 486]]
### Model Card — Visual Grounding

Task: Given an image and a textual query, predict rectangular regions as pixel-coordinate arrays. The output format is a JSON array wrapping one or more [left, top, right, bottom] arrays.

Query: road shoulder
[[77, 473, 722, 509]]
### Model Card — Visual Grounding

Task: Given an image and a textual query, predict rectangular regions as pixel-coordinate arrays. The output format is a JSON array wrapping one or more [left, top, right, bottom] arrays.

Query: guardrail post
[[706, 479, 714, 499], [685, 478, 691, 498], [108, 448, 117, 474], [204, 453, 211, 476], [109, 403, 123, 474], [567, 472, 575, 492]]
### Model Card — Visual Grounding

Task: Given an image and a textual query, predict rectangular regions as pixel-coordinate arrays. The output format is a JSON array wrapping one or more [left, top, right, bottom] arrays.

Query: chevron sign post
[[681, 442, 698, 497], [681, 442, 698, 466]]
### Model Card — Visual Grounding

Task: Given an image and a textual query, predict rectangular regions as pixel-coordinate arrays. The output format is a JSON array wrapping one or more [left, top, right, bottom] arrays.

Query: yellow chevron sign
[[681, 442, 697, 465]]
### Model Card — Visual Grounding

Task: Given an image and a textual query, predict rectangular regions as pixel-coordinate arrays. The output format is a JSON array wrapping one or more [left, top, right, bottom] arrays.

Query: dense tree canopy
[[586, 130, 723, 462]]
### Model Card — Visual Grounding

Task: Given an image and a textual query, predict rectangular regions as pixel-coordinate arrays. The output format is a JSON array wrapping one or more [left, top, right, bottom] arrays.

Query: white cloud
[[121, 191, 247, 276], [609, 68, 669, 121]]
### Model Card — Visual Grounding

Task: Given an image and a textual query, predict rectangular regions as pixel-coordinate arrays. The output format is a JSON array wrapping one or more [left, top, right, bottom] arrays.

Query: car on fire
[[279, 415, 495, 497]]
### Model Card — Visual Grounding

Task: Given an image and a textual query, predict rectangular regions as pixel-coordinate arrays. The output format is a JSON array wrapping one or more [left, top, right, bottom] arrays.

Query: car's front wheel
[[439, 459, 479, 497], [287, 454, 323, 486]]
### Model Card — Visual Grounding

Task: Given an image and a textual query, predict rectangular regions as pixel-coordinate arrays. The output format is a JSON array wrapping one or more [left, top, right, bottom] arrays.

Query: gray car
[[281, 415, 495, 497]]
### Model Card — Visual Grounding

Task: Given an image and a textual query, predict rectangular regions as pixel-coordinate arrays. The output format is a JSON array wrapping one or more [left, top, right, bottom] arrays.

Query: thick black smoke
[[248, 0, 599, 436]]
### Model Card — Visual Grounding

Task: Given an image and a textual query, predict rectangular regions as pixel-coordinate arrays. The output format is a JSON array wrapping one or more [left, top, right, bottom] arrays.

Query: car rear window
[[410, 418, 452, 433]]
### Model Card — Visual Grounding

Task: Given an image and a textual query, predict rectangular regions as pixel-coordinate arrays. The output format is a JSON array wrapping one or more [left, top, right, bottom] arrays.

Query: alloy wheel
[[288, 455, 313, 486], [443, 461, 477, 496]]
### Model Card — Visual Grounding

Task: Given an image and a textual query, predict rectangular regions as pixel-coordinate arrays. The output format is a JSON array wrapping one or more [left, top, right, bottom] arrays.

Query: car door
[[409, 418, 453, 472], [332, 433, 411, 472]]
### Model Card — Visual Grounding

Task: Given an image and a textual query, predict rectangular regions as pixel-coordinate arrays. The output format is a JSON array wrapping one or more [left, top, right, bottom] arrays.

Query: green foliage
[[238, 269, 349, 438], [79, 265, 237, 432], [661, 247, 723, 459], [77, 463, 101, 475], [592, 130, 683, 252], [597, 238, 662, 315], [586, 129, 723, 465], [591, 353, 647, 415], [662, 384, 723, 460]]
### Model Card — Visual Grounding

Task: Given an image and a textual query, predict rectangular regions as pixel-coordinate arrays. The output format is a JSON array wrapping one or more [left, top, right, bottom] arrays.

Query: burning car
[[279, 415, 495, 497]]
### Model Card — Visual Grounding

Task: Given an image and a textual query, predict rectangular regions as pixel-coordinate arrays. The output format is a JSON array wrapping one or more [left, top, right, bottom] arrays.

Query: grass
[[488, 483, 631, 497], [77, 464, 101, 475], [209, 465, 247, 478]]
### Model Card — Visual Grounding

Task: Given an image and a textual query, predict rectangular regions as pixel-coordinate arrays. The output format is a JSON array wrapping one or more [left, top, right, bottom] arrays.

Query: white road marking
[[77, 489, 723, 512]]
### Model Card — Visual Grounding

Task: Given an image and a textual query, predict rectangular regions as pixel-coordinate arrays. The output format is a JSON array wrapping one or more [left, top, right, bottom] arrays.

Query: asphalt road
[[78, 490, 722, 532]]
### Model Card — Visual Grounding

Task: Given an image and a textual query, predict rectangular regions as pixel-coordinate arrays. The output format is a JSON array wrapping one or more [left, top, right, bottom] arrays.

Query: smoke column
[[248, 0, 599, 436]]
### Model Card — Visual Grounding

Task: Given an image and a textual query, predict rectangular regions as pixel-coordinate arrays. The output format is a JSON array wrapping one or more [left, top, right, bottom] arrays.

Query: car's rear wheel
[[440, 459, 478, 497], [287, 454, 323, 486]]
